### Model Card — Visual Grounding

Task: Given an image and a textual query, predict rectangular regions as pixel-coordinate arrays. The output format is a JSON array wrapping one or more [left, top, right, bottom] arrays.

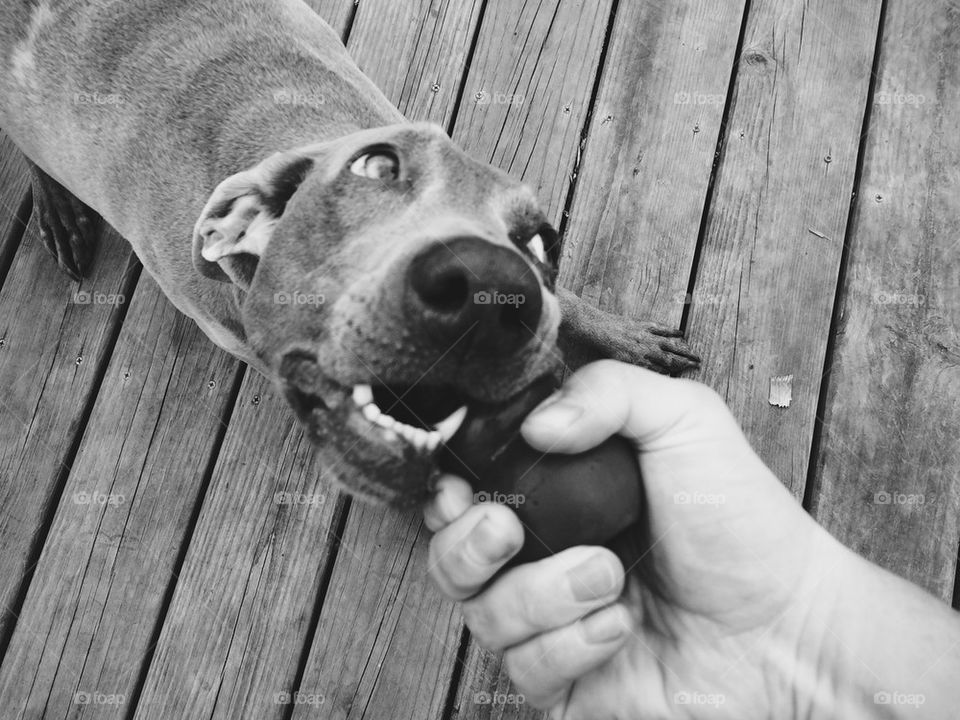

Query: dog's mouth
[[286, 377, 471, 455], [355, 383, 470, 453], [280, 352, 509, 505]]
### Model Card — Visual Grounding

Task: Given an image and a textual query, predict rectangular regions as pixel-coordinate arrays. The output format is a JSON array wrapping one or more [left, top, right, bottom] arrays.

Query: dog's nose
[[406, 237, 543, 357]]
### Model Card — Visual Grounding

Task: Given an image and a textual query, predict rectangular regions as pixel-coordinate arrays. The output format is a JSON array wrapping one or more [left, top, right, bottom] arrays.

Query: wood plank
[[809, 0, 960, 600], [558, 0, 747, 322], [129, 370, 346, 720], [350, 0, 484, 123], [293, 503, 461, 720], [0, 220, 135, 654], [684, 0, 883, 496], [131, 4, 482, 719], [0, 132, 31, 284], [451, 2, 748, 717], [452, 0, 611, 219], [0, 275, 241, 720]]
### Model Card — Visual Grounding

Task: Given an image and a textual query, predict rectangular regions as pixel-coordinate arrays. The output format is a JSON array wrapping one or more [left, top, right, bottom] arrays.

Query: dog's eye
[[525, 233, 547, 263], [350, 151, 399, 181]]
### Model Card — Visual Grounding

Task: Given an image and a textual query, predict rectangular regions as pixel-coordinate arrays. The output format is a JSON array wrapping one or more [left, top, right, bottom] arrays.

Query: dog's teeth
[[425, 431, 441, 451], [362, 403, 381, 422], [411, 428, 430, 448], [382, 428, 399, 443], [352, 384, 374, 407], [434, 406, 468, 442], [375, 413, 396, 430]]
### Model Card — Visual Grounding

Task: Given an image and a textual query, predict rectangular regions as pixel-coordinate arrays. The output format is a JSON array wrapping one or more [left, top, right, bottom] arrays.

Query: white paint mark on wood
[[769, 374, 793, 407]]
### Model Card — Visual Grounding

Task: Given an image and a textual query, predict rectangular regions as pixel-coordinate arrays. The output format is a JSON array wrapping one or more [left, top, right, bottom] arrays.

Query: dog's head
[[193, 122, 562, 506]]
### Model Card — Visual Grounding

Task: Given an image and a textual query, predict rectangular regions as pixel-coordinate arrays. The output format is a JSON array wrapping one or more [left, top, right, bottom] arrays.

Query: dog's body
[[2, 0, 404, 361], [0, 0, 698, 503]]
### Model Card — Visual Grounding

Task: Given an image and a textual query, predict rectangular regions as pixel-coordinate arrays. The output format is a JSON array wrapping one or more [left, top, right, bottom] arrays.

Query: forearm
[[790, 535, 960, 719]]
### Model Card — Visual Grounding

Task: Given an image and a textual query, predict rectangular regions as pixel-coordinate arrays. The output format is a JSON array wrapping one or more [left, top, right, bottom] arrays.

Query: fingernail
[[467, 515, 519, 565], [567, 554, 621, 602], [523, 395, 584, 432], [582, 605, 632, 644]]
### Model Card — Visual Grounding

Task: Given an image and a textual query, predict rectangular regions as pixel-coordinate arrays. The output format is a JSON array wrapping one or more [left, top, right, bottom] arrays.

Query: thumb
[[519, 360, 738, 454]]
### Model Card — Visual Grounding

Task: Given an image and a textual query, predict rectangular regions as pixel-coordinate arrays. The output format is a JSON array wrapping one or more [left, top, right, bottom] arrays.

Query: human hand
[[425, 360, 849, 719]]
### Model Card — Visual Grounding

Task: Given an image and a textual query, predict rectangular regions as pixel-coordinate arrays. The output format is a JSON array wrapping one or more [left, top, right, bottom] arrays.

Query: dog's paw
[[600, 319, 701, 375], [29, 161, 100, 280]]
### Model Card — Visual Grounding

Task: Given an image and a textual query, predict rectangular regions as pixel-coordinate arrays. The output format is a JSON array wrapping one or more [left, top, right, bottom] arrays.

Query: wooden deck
[[0, 0, 958, 717]]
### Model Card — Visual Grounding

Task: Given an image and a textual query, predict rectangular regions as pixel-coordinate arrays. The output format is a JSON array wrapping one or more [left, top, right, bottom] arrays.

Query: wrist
[[774, 525, 960, 720], [765, 524, 866, 720]]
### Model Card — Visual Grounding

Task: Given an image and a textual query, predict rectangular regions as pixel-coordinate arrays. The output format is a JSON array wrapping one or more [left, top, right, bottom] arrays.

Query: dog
[[0, 0, 699, 506]]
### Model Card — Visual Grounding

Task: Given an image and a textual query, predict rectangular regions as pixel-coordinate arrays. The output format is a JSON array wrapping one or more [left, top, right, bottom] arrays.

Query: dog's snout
[[406, 237, 543, 356]]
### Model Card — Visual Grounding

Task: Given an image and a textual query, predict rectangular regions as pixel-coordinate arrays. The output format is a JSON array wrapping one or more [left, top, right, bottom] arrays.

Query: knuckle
[[460, 600, 498, 648], [515, 582, 550, 633], [428, 544, 471, 600], [677, 378, 724, 408]]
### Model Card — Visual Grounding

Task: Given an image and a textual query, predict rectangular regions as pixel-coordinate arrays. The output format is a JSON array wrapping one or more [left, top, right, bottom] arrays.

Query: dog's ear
[[192, 145, 325, 286]]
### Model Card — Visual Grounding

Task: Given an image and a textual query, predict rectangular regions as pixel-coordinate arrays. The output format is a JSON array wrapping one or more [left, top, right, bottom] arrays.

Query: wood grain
[[809, 0, 960, 600], [453, 0, 613, 219], [130, 370, 346, 720], [0, 221, 134, 654], [0, 275, 241, 720], [558, 0, 747, 323], [292, 503, 461, 720], [0, 132, 30, 277], [684, 0, 883, 496], [350, 0, 484, 123]]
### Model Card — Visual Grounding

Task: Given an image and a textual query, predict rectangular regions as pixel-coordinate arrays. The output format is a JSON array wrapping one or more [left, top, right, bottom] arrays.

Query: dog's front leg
[[25, 158, 101, 280], [556, 287, 700, 375]]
